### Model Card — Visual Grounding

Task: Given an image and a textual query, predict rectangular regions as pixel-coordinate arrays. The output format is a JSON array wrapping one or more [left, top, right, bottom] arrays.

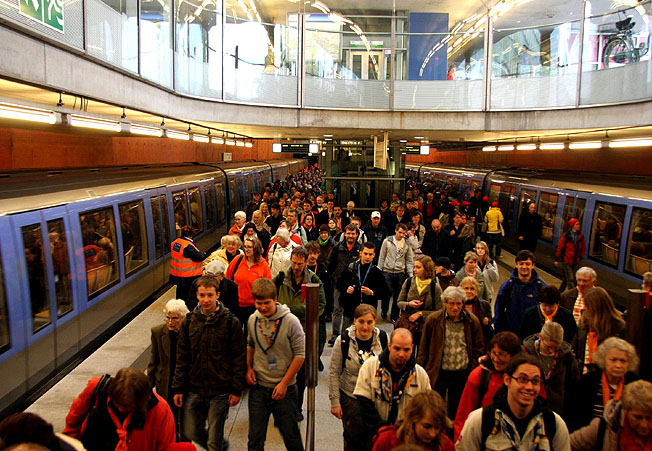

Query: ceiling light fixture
[[516, 143, 537, 150], [245, 141, 253, 148], [193, 134, 210, 143], [166, 130, 190, 140], [225, 139, 236, 146], [130, 124, 163, 137], [609, 138, 652, 148], [212, 137, 225, 144], [0, 102, 57, 124], [497, 144, 515, 151], [568, 141, 602, 150], [539, 142, 565, 150], [70, 114, 121, 132], [236, 140, 245, 147], [482, 145, 497, 152]]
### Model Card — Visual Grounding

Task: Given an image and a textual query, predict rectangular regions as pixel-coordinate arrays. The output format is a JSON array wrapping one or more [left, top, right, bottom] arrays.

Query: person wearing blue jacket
[[493, 250, 546, 333]]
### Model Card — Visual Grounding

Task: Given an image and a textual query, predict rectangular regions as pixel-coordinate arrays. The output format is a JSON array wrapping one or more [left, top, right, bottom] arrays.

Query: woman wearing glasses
[[453, 331, 522, 441], [147, 298, 189, 439]]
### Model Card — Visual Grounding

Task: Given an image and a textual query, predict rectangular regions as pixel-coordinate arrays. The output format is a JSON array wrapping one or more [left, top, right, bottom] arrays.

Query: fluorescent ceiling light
[[70, 114, 121, 132], [568, 141, 601, 150], [321, 152, 326, 156], [130, 124, 163, 137], [324, 134, 333, 137], [0, 102, 56, 124], [166, 130, 190, 140], [273, 143, 282, 153], [400, 139, 408, 143], [245, 142, 253, 148], [609, 138, 652, 148], [212, 137, 225, 144], [414, 136, 424, 139], [516, 143, 537, 150], [539, 143, 565, 150], [236, 140, 245, 147], [309, 143, 319, 153], [497, 145, 514, 151], [420, 145, 430, 155], [225, 139, 236, 146], [192, 134, 210, 143], [482, 146, 496, 152]]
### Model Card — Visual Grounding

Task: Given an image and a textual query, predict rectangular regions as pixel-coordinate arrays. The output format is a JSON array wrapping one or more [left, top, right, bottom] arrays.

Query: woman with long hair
[[573, 286, 626, 373], [302, 213, 318, 242], [372, 390, 454, 451], [259, 202, 270, 221], [474, 240, 499, 304]]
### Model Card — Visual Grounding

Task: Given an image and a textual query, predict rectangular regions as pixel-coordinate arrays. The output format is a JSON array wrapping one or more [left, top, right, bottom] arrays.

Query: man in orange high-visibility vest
[[170, 225, 207, 306]]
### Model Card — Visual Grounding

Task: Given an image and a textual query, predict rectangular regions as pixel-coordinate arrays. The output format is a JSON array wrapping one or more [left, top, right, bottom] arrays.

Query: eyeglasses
[[165, 316, 181, 322], [510, 375, 541, 386], [490, 350, 510, 360]]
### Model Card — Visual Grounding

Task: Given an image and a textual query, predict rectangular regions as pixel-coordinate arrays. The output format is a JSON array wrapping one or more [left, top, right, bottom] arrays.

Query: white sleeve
[[455, 409, 483, 451], [552, 413, 571, 451], [353, 359, 375, 399]]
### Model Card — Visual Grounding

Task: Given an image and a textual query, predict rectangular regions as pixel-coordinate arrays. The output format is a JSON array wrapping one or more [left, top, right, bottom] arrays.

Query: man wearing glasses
[[456, 353, 570, 450]]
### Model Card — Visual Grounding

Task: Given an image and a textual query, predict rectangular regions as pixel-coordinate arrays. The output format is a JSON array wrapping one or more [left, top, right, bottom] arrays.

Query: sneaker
[[318, 359, 324, 371], [296, 411, 304, 422]]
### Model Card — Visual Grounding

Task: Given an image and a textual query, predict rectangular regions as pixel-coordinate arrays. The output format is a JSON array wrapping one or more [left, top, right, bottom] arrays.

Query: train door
[[148, 189, 172, 262], [203, 183, 217, 232]]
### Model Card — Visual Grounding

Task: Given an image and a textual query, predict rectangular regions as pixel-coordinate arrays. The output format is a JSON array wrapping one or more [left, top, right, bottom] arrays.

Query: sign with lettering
[[20, 0, 64, 32]]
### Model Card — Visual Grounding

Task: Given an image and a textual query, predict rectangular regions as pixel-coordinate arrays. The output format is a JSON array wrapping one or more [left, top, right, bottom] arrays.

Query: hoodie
[[247, 303, 305, 388]]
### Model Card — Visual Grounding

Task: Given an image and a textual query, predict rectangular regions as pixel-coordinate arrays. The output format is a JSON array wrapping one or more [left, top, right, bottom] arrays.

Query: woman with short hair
[[459, 276, 493, 346], [213, 234, 243, 266]]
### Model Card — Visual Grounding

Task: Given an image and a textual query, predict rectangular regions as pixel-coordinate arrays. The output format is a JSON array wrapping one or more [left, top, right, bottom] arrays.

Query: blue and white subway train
[[0, 159, 306, 416], [406, 162, 652, 308]]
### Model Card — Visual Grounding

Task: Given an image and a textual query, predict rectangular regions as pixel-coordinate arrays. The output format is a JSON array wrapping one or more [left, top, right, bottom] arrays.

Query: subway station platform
[[27, 249, 560, 450]]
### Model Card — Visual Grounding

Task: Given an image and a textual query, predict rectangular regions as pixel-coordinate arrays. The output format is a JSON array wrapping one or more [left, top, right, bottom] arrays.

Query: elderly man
[[422, 219, 451, 263], [560, 266, 597, 326], [268, 228, 298, 278]]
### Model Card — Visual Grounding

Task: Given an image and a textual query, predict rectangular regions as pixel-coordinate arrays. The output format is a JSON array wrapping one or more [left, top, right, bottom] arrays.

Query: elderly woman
[[454, 332, 522, 441], [568, 337, 640, 432], [213, 234, 243, 266], [417, 286, 484, 419], [147, 299, 188, 437], [523, 321, 580, 418], [228, 210, 247, 236], [455, 251, 489, 301], [459, 276, 493, 346], [571, 380, 652, 450], [267, 228, 298, 278]]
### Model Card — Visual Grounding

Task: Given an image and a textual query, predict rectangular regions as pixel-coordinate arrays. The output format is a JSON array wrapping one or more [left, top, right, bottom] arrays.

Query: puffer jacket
[[556, 231, 586, 266], [172, 304, 247, 397]]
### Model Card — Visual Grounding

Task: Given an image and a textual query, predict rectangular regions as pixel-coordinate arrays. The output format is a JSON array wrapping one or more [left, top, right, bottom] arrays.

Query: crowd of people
[[7, 167, 652, 451]]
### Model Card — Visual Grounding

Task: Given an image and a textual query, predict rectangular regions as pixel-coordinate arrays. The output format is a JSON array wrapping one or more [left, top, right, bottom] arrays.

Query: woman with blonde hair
[[372, 390, 454, 451], [573, 287, 626, 373], [459, 276, 493, 346], [474, 241, 499, 303]]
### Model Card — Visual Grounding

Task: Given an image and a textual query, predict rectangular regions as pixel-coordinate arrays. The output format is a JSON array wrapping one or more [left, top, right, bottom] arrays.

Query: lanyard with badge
[[357, 262, 371, 287], [255, 317, 284, 370]]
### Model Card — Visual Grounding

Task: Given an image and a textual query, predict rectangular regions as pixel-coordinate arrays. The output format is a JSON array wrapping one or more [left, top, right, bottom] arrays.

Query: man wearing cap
[[362, 211, 388, 265], [484, 201, 504, 259], [555, 218, 586, 292], [188, 260, 239, 312], [435, 256, 460, 292]]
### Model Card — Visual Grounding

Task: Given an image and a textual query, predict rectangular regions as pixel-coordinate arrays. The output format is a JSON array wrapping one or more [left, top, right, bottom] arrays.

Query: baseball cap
[[435, 256, 451, 269], [371, 211, 381, 219], [204, 260, 226, 276]]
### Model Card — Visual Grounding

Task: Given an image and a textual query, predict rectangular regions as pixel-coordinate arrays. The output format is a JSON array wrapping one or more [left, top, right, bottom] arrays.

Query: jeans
[[248, 384, 304, 451], [382, 272, 407, 320], [487, 232, 502, 258], [332, 288, 343, 338], [340, 390, 358, 451], [183, 392, 230, 451], [559, 262, 577, 292]]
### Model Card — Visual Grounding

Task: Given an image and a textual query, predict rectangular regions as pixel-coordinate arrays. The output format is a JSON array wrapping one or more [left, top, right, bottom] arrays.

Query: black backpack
[[480, 404, 557, 449], [340, 328, 388, 373], [476, 368, 491, 409]]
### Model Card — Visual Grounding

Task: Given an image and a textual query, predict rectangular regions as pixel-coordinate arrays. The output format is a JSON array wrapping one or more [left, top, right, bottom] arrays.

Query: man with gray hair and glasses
[[560, 266, 598, 326]]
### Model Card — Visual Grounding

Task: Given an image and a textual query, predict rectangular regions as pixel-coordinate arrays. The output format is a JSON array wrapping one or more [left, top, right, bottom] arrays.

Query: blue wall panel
[[408, 12, 449, 80]]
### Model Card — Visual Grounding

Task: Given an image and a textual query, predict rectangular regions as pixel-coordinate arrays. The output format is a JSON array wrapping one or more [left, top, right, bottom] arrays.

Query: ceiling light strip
[[70, 114, 121, 132], [0, 102, 56, 124]]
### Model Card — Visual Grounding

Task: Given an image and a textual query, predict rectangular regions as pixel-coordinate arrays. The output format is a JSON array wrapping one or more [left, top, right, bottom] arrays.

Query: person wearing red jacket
[[555, 218, 586, 292], [63, 368, 176, 451]]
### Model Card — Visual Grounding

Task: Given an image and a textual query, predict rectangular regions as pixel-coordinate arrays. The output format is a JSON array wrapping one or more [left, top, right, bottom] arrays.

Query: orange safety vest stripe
[[170, 239, 203, 277]]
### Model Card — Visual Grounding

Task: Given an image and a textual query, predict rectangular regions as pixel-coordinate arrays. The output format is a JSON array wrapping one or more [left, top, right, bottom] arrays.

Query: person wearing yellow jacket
[[484, 202, 504, 259]]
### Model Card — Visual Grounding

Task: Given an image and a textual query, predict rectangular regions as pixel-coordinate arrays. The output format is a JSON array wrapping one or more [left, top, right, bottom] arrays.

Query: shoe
[[319, 359, 324, 371], [328, 336, 337, 347], [296, 411, 304, 422]]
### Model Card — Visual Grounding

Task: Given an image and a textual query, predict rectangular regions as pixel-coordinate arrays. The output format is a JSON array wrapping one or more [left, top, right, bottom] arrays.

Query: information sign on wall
[[20, 0, 64, 32]]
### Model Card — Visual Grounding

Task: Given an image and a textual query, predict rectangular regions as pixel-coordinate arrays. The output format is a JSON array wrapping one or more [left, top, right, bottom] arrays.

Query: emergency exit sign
[[20, 0, 64, 32]]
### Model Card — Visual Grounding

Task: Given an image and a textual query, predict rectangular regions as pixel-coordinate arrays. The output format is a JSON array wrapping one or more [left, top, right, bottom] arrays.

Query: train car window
[[519, 189, 537, 217], [489, 183, 501, 203], [159, 195, 171, 255], [203, 185, 216, 230], [500, 184, 517, 232], [229, 180, 238, 212], [22, 224, 51, 332], [626, 207, 652, 276], [589, 201, 626, 268], [172, 190, 189, 238], [537, 192, 559, 243], [0, 250, 8, 353], [562, 197, 576, 233], [46, 219, 72, 318], [471, 180, 481, 193], [118, 201, 148, 277], [575, 199, 586, 224], [188, 187, 203, 234], [80, 207, 119, 298], [150, 197, 163, 259], [215, 182, 225, 222], [461, 179, 470, 200]]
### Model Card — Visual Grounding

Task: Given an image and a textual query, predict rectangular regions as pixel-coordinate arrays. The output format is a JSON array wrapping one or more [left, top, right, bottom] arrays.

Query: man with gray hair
[[268, 228, 298, 278], [560, 266, 597, 325]]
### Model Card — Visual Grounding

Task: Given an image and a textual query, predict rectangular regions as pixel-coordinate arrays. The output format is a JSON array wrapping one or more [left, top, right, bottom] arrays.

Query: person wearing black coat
[[517, 202, 544, 253], [422, 219, 451, 262], [517, 286, 577, 343]]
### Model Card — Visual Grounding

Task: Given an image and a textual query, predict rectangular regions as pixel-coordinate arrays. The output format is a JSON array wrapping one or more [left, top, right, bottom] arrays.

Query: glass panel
[[229, 180, 238, 212], [86, 0, 138, 72], [562, 196, 576, 231], [491, 1, 582, 109], [488, 183, 501, 203], [203, 185, 216, 230], [537, 192, 559, 242], [304, 14, 391, 109], [140, 0, 172, 87], [589, 201, 627, 267], [150, 196, 163, 259], [215, 182, 225, 221], [46, 219, 72, 318], [501, 184, 517, 232], [224, 1, 298, 105], [172, 190, 189, 238], [626, 207, 652, 276], [461, 179, 470, 200], [580, 1, 652, 105], [0, 249, 9, 353], [519, 189, 537, 220], [575, 198, 586, 224], [188, 187, 203, 233], [80, 208, 119, 297], [22, 224, 50, 332], [118, 200, 148, 276], [160, 195, 171, 254], [175, 0, 222, 98]]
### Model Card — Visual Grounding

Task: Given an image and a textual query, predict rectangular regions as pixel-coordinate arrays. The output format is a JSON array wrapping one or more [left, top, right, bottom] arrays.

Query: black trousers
[[434, 368, 470, 419]]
